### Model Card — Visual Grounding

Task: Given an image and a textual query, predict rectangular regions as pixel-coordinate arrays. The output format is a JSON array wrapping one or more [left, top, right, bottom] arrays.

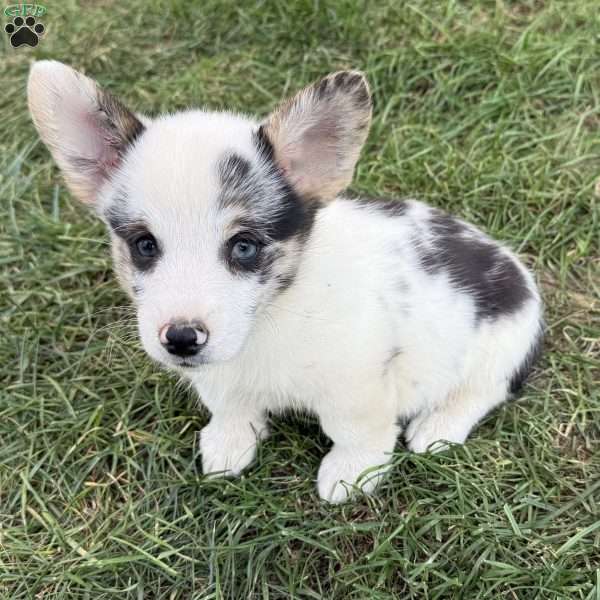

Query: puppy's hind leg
[[404, 382, 508, 453], [406, 304, 542, 453]]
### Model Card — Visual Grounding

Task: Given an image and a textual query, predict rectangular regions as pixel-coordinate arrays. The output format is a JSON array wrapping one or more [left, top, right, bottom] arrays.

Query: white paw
[[405, 411, 468, 453], [200, 420, 267, 477], [317, 445, 391, 504]]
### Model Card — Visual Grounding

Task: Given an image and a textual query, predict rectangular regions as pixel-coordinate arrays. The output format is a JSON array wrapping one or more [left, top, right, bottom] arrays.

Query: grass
[[1, 0, 599, 597]]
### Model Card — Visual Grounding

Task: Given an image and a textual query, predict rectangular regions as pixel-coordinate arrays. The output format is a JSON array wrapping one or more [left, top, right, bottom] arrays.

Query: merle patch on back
[[417, 211, 531, 321]]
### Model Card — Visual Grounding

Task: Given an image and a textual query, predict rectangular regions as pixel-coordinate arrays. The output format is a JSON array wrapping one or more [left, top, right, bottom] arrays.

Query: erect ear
[[27, 60, 146, 205], [261, 71, 372, 201]]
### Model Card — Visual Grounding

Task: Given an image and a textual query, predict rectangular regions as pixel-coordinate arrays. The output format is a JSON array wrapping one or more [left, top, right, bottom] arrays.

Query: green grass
[[1, 1, 599, 598]]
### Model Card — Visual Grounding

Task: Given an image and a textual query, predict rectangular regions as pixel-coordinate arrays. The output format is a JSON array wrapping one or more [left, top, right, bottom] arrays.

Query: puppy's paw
[[200, 419, 267, 478], [405, 411, 467, 453], [317, 445, 390, 504]]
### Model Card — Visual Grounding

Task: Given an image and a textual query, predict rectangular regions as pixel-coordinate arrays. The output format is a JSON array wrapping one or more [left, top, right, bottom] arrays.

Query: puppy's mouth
[[172, 355, 209, 369], [179, 360, 196, 368]]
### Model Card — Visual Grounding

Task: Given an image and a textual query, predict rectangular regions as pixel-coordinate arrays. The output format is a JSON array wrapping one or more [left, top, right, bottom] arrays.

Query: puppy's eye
[[135, 234, 158, 257], [231, 238, 259, 262]]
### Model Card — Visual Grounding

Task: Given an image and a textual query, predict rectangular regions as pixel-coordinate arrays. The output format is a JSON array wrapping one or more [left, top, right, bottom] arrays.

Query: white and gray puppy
[[28, 61, 543, 503]]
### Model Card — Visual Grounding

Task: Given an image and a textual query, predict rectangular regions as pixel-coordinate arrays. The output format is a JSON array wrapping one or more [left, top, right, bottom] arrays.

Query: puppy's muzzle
[[159, 322, 208, 357]]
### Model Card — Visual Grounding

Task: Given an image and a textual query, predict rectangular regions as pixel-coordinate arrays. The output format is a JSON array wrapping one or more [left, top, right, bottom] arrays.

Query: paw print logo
[[5, 15, 45, 48]]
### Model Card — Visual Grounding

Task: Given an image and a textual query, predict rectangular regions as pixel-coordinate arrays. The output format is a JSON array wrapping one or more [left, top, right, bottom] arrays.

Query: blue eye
[[135, 235, 158, 257], [231, 238, 259, 262]]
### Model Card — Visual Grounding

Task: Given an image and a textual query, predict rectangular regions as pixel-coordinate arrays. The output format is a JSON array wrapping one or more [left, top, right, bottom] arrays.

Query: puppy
[[28, 61, 543, 502]]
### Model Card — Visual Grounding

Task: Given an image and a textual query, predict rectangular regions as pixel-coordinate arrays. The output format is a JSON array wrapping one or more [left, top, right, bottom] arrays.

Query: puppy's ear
[[28, 60, 145, 205], [261, 71, 372, 201]]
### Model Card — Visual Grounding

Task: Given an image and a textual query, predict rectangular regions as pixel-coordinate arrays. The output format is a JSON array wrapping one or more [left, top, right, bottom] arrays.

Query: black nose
[[162, 324, 207, 357]]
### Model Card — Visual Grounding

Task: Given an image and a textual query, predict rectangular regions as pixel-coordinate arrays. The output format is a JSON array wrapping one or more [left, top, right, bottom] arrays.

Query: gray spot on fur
[[257, 246, 284, 284], [397, 277, 410, 295], [382, 346, 402, 377], [415, 210, 532, 322], [97, 88, 145, 150], [348, 194, 408, 217], [274, 272, 296, 294], [217, 153, 252, 208], [509, 328, 543, 394]]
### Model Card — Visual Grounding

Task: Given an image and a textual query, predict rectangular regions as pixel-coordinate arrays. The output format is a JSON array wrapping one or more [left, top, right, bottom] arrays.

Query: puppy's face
[[106, 114, 320, 366], [28, 62, 371, 369]]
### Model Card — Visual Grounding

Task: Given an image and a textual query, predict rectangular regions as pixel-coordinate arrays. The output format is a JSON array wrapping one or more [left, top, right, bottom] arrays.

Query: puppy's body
[[28, 62, 543, 502], [192, 197, 542, 500]]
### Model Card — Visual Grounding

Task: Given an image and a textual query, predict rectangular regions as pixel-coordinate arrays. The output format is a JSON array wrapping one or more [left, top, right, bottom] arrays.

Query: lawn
[[1, 1, 599, 598]]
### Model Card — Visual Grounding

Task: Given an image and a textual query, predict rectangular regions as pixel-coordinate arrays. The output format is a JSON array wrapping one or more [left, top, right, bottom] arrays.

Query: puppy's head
[[28, 61, 372, 368]]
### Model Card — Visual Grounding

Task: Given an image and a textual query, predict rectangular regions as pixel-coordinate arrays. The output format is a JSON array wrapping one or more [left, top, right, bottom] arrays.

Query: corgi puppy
[[28, 61, 543, 502]]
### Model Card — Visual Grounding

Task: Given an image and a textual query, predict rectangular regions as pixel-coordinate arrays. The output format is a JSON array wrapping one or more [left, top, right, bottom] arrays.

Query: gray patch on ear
[[262, 71, 372, 201], [65, 91, 145, 184], [314, 71, 371, 113], [27, 62, 146, 205], [97, 88, 146, 151]]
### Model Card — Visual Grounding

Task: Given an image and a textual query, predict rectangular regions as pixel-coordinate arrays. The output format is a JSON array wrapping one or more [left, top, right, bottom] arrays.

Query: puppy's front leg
[[317, 392, 399, 504], [199, 406, 268, 478]]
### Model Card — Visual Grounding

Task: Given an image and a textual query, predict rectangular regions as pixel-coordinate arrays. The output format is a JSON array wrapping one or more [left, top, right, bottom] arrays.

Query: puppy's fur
[[28, 61, 543, 502]]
